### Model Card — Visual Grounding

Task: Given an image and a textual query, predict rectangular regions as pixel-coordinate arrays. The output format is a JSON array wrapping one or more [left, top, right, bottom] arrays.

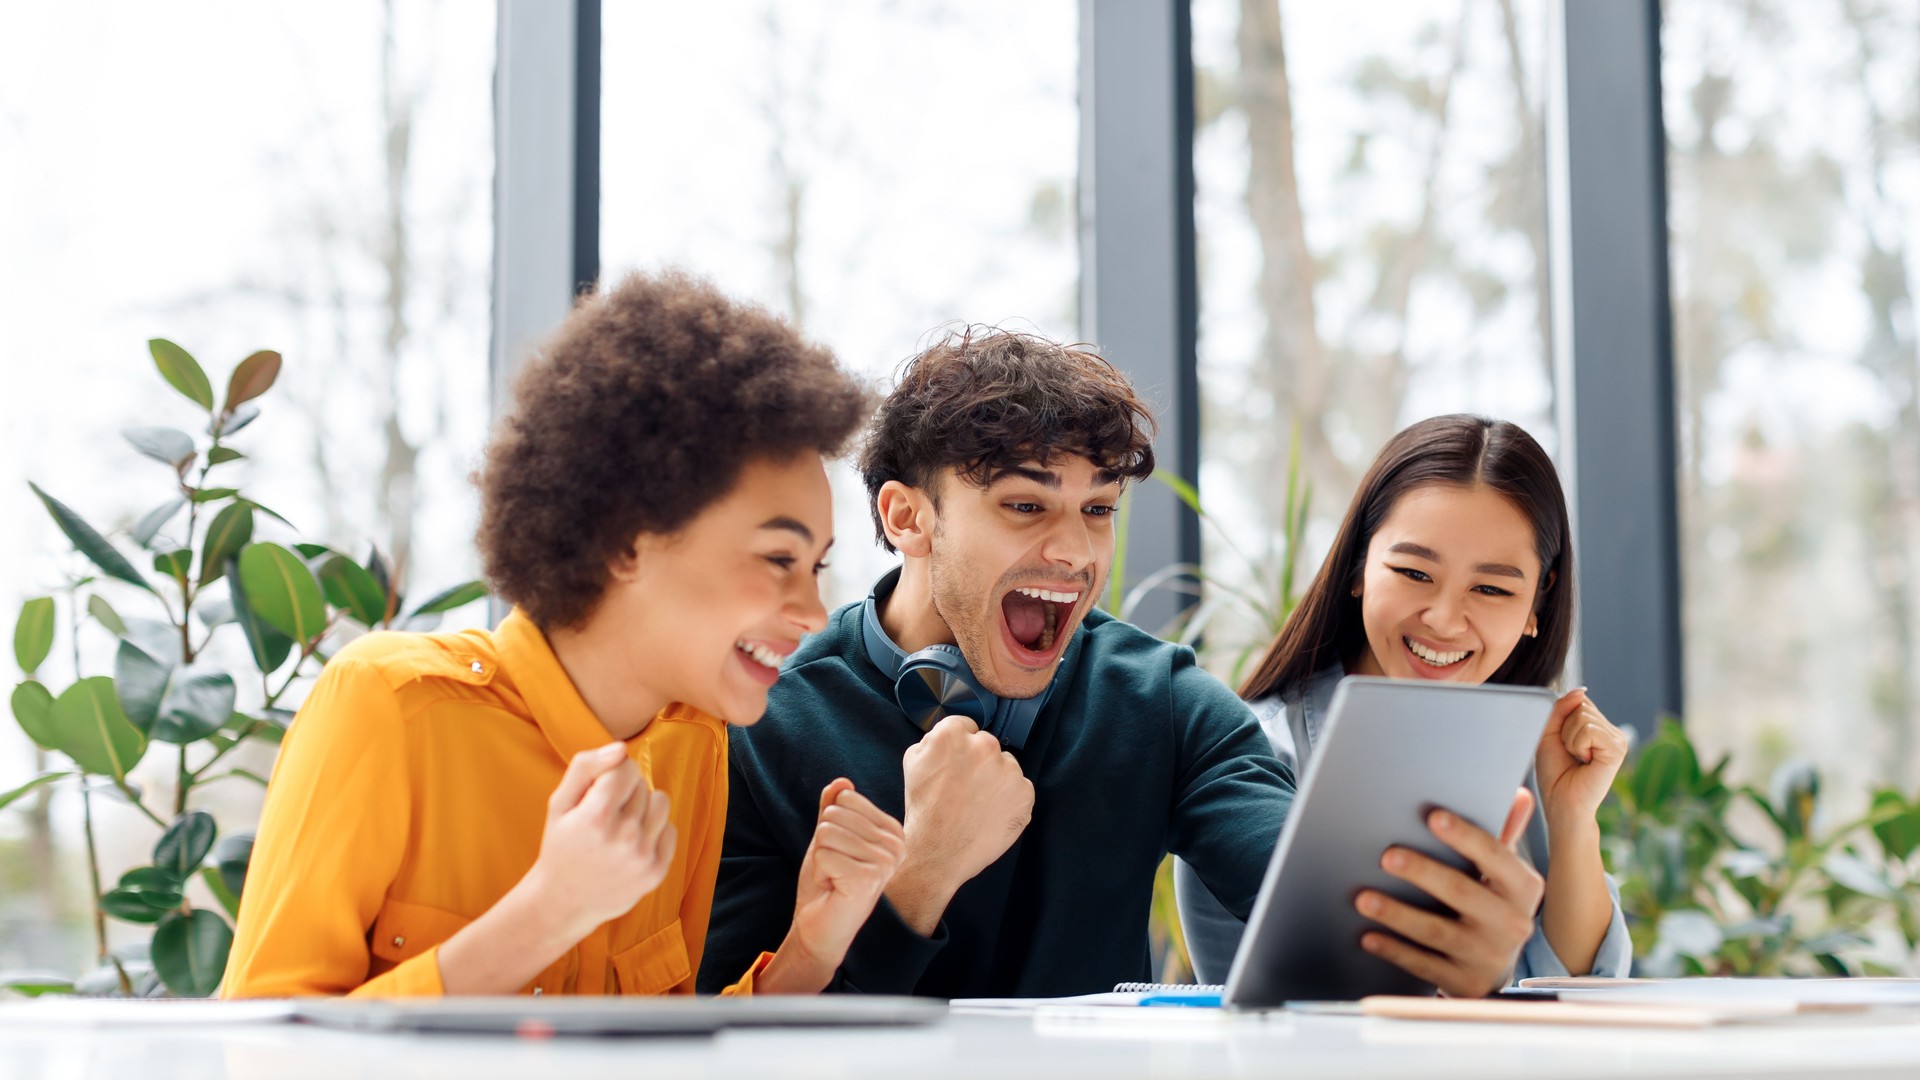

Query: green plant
[[1600, 718, 1920, 976], [1119, 437, 1313, 983], [3, 339, 486, 998], [1110, 427, 1314, 686]]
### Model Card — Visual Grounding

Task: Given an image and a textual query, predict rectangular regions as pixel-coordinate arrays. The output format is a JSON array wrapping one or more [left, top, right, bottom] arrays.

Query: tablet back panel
[[1222, 677, 1554, 1008]]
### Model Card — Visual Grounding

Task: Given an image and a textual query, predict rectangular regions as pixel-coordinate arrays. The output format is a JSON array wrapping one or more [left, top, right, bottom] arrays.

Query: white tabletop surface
[[8, 1007, 1920, 1080]]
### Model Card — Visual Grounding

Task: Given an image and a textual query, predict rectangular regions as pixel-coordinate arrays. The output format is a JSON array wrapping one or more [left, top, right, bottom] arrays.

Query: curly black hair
[[859, 327, 1157, 553], [476, 270, 871, 629]]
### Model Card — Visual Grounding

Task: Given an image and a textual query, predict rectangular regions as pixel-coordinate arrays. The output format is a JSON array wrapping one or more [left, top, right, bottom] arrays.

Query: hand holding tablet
[[1222, 677, 1556, 1008]]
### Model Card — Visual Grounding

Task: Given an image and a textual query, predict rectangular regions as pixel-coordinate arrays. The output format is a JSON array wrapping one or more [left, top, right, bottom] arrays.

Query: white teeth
[[735, 640, 784, 670], [1406, 637, 1470, 666], [1014, 586, 1081, 604]]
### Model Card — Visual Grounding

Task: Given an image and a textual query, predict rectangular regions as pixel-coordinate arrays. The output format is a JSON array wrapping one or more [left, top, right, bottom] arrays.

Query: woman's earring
[[1524, 621, 1539, 638]]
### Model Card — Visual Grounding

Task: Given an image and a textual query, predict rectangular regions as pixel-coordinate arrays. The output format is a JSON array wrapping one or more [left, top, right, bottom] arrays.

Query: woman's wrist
[[755, 925, 837, 994], [436, 866, 589, 994], [513, 863, 598, 950], [1542, 811, 1604, 864]]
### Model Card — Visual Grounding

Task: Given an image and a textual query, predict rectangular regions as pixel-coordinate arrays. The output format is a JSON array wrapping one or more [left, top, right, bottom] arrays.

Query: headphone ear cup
[[896, 646, 993, 733]]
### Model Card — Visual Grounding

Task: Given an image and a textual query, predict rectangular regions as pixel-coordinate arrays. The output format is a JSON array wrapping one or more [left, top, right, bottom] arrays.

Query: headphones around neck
[[860, 570, 1052, 750]]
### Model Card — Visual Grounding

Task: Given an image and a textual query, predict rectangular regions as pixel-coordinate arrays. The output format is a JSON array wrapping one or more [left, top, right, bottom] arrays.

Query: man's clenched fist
[[886, 715, 1035, 934]]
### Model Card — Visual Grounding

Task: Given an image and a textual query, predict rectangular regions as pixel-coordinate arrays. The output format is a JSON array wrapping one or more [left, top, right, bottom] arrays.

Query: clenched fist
[[764, 779, 907, 992], [530, 742, 677, 938], [887, 715, 1035, 935], [1536, 688, 1629, 830]]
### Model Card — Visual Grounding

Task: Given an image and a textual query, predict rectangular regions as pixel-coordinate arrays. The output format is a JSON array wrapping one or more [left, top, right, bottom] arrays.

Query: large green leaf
[[224, 350, 282, 412], [1768, 760, 1820, 843], [87, 594, 128, 636], [10, 680, 58, 749], [197, 502, 253, 586], [0, 770, 70, 812], [214, 832, 252, 899], [113, 641, 173, 735], [154, 811, 217, 878], [206, 446, 245, 466], [0, 974, 74, 998], [152, 667, 235, 744], [149, 338, 214, 411], [200, 866, 240, 920], [100, 889, 169, 924], [152, 909, 233, 998], [1870, 790, 1920, 862], [50, 677, 147, 780], [237, 543, 327, 643], [28, 483, 155, 595], [130, 498, 186, 549], [320, 556, 389, 626], [152, 547, 191, 581], [121, 865, 185, 895], [226, 557, 293, 673], [121, 427, 196, 471], [13, 597, 54, 674], [1628, 721, 1700, 815], [102, 866, 184, 923], [410, 581, 487, 617]]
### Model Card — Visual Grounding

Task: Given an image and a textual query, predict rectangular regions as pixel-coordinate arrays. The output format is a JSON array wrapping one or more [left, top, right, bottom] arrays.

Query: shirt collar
[[491, 607, 647, 768], [1293, 663, 1346, 754]]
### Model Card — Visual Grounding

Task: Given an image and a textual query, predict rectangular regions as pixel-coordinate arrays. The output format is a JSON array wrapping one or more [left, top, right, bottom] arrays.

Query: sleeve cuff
[[718, 951, 777, 997], [1513, 874, 1635, 982], [346, 945, 448, 998], [833, 896, 948, 995]]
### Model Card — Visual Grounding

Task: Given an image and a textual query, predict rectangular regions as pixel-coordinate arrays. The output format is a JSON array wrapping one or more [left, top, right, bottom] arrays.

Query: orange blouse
[[221, 608, 768, 998]]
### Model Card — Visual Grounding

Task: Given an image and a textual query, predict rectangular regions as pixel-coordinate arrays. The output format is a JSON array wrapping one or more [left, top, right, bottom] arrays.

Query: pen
[[1138, 991, 1223, 1008]]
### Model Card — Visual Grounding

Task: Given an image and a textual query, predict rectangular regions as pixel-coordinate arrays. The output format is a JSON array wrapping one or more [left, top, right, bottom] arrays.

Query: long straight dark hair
[[1240, 415, 1575, 702]]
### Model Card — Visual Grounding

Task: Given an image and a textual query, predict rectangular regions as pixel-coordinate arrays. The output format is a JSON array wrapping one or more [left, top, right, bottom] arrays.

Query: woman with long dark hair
[[1177, 415, 1631, 995]]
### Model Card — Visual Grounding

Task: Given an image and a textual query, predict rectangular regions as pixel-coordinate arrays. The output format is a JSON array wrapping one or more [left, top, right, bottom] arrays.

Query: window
[[1191, 0, 1554, 676], [0, 1, 493, 973], [599, 0, 1080, 608], [1666, 0, 1920, 798]]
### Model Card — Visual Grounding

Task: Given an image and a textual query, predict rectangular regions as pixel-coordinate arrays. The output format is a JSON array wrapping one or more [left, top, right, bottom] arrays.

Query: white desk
[[8, 1008, 1920, 1079]]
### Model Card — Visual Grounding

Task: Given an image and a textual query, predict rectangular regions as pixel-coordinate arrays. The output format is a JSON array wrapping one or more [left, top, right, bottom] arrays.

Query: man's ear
[[877, 480, 934, 559]]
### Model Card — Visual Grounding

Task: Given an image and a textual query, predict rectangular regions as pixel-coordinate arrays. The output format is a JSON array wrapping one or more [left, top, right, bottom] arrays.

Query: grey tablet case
[[1221, 677, 1554, 1008], [295, 994, 948, 1036]]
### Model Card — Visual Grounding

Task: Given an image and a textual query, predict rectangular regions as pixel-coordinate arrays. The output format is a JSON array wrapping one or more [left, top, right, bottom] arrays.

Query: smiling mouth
[[1404, 636, 1472, 669], [1001, 586, 1083, 661]]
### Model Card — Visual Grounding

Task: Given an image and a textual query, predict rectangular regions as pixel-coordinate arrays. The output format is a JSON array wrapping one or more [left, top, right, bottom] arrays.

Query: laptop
[[296, 994, 947, 1036]]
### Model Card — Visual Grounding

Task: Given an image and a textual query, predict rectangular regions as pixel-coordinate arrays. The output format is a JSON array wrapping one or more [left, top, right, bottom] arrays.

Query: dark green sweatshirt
[[697, 590, 1296, 998]]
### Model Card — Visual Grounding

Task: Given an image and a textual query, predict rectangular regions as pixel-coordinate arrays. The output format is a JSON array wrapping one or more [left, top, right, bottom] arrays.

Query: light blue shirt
[[1173, 665, 1633, 986]]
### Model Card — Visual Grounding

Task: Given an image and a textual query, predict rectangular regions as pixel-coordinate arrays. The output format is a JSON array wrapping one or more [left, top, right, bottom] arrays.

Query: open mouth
[[733, 639, 793, 687], [999, 585, 1083, 667], [1403, 635, 1472, 672]]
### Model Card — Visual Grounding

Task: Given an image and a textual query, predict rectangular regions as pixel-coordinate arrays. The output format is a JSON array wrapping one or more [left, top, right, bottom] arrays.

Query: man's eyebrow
[[758, 516, 815, 543], [1387, 541, 1526, 580], [988, 466, 1062, 490]]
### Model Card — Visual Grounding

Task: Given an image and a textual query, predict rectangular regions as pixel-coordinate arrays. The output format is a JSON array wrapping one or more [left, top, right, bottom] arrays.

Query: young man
[[696, 329, 1291, 997]]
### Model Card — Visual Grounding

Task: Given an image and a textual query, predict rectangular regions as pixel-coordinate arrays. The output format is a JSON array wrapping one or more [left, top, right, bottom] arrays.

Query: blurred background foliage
[[4, 341, 484, 996]]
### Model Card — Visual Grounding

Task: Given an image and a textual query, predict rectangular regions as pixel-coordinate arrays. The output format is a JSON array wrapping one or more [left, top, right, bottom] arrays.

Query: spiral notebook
[[951, 983, 1225, 1011]]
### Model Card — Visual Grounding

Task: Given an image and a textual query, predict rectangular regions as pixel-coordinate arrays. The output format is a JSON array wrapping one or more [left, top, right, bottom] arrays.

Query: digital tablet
[[1221, 677, 1554, 1008]]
